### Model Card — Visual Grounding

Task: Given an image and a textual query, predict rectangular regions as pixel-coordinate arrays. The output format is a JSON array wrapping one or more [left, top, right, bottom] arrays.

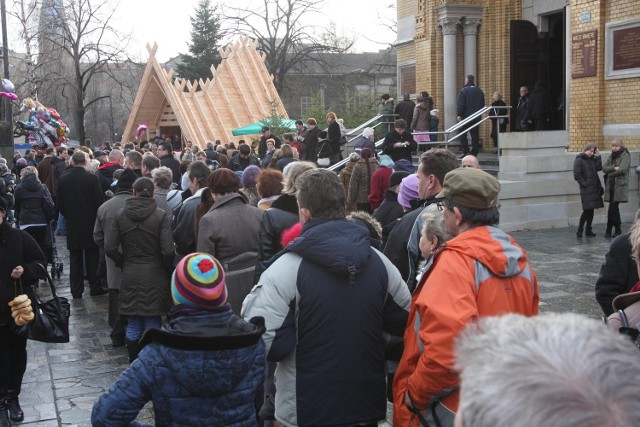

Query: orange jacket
[[393, 226, 539, 426]]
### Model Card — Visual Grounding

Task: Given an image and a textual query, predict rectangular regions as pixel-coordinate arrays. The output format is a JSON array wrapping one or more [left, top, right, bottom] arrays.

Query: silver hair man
[[455, 313, 640, 427]]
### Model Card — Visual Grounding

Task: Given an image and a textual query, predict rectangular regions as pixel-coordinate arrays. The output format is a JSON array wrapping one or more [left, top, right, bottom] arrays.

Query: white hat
[[430, 109, 439, 116]]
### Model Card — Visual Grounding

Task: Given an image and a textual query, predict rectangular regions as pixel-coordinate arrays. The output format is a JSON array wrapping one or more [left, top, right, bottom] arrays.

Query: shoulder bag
[[12, 271, 70, 343]]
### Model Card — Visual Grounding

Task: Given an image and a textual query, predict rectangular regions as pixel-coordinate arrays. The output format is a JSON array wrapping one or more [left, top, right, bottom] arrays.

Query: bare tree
[[8, 0, 43, 98], [223, 0, 354, 95], [40, 0, 131, 145]]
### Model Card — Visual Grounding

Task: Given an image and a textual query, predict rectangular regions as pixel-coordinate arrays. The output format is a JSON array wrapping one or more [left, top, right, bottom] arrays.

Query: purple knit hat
[[397, 174, 420, 209]]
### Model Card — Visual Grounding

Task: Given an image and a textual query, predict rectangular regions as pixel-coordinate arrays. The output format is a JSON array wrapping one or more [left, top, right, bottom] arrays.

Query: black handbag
[[12, 273, 70, 343]]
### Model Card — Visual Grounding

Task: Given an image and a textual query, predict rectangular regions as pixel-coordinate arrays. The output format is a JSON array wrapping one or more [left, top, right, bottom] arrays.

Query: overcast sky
[[113, 0, 397, 62]]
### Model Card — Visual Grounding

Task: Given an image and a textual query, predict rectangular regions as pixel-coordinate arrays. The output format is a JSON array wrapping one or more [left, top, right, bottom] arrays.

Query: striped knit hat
[[171, 253, 227, 308]]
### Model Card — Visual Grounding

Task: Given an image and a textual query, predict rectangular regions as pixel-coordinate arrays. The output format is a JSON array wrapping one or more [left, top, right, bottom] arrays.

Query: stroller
[[48, 220, 63, 279]]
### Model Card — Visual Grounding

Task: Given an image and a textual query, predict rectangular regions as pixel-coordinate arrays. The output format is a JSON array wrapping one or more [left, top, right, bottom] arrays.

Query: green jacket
[[602, 150, 630, 203]]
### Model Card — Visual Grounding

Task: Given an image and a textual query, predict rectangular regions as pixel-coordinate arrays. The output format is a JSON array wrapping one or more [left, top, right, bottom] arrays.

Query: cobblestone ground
[[17, 223, 620, 426]]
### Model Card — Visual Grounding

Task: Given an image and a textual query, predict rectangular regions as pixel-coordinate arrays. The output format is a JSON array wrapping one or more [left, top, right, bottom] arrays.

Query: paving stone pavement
[[16, 224, 621, 426]]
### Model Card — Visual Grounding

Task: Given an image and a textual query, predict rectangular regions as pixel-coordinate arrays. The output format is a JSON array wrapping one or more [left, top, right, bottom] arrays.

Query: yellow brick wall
[[601, 1, 640, 151], [403, 0, 640, 152]]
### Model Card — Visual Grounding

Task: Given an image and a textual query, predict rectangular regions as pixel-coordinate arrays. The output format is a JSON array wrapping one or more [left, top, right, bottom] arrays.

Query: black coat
[[0, 221, 46, 325], [381, 130, 417, 162], [395, 100, 416, 127], [383, 204, 423, 281], [159, 155, 181, 185], [14, 173, 49, 227], [57, 166, 104, 250], [595, 233, 639, 316], [573, 153, 604, 210], [515, 96, 530, 131], [526, 84, 553, 121], [302, 127, 320, 162], [258, 134, 282, 160], [373, 190, 404, 246], [254, 193, 299, 283]]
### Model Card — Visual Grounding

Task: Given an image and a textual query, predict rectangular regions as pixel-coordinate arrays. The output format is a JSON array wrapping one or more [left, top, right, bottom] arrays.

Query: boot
[[126, 340, 140, 363], [0, 403, 9, 427], [6, 395, 23, 423], [576, 229, 583, 238], [586, 228, 596, 237], [605, 220, 613, 238], [613, 220, 622, 237]]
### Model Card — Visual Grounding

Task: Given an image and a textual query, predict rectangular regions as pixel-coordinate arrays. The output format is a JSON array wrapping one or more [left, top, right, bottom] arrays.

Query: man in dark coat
[[57, 151, 106, 298], [514, 85, 530, 131], [157, 142, 180, 185], [456, 74, 485, 157], [394, 94, 416, 129], [95, 149, 124, 193], [526, 80, 553, 131], [381, 119, 417, 162], [229, 145, 261, 172]]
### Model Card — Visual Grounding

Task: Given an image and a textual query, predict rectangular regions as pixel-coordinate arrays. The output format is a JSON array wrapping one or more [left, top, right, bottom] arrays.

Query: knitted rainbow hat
[[171, 253, 227, 308]]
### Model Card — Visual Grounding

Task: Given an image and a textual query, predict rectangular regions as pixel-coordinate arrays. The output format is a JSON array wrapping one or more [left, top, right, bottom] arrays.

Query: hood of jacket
[[139, 311, 265, 395], [287, 218, 372, 280], [19, 173, 42, 192], [441, 226, 529, 278], [123, 196, 157, 221]]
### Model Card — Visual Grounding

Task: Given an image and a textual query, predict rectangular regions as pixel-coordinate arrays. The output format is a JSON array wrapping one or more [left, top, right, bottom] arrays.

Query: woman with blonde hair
[[602, 139, 630, 238]]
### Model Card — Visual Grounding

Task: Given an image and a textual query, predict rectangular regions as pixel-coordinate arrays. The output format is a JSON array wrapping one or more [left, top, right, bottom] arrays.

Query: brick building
[[396, 0, 640, 151]]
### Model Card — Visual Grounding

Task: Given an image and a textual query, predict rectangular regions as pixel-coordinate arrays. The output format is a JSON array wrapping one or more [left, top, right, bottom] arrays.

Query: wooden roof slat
[[122, 38, 287, 148]]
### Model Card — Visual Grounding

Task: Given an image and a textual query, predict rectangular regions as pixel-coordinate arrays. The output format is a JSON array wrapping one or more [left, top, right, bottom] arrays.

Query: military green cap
[[436, 167, 500, 209]]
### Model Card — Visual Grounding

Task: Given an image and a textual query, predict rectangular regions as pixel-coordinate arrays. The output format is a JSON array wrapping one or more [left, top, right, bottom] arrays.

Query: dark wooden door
[[510, 20, 545, 126]]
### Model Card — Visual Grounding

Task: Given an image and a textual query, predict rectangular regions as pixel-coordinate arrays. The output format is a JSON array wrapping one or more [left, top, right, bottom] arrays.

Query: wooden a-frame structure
[[121, 37, 288, 148]]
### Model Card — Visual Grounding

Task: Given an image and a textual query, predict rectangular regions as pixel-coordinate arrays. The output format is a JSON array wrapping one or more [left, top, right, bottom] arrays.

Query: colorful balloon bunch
[[17, 96, 70, 146]]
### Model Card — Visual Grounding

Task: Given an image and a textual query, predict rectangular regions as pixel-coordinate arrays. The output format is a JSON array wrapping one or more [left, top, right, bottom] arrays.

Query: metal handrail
[[327, 107, 512, 172]]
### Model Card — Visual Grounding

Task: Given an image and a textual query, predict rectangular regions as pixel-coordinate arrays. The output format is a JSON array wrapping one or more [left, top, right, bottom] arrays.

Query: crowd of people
[[0, 108, 639, 426]]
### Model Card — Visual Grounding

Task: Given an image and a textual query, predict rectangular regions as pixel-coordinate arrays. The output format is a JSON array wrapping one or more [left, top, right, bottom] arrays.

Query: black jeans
[[607, 190, 621, 229], [578, 209, 595, 231], [69, 248, 99, 298], [0, 325, 27, 396], [459, 118, 480, 155]]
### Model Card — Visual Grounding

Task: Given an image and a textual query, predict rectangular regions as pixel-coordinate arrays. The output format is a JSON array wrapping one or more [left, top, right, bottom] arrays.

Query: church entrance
[[510, 10, 566, 130]]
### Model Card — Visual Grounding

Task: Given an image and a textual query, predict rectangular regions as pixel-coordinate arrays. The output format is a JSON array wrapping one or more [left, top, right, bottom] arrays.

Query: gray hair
[[456, 313, 640, 427], [86, 159, 101, 174], [20, 165, 38, 179], [421, 210, 451, 246], [283, 161, 316, 195], [151, 166, 173, 189]]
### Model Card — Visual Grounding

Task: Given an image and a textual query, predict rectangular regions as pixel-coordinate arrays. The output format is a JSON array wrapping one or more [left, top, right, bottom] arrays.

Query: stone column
[[438, 17, 459, 131], [462, 18, 482, 79]]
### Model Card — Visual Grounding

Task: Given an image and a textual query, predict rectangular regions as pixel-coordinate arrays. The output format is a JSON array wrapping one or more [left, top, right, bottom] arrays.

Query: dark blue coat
[[91, 310, 266, 426]]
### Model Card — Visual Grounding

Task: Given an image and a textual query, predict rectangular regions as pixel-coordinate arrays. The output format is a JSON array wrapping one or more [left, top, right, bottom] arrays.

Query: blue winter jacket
[[91, 310, 266, 426]]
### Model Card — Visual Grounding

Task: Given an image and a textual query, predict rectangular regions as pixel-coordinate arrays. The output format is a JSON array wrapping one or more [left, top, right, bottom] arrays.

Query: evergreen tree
[[176, 0, 224, 82]]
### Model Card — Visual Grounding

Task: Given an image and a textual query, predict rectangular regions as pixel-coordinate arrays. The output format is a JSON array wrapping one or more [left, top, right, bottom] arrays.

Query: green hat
[[436, 168, 500, 209]]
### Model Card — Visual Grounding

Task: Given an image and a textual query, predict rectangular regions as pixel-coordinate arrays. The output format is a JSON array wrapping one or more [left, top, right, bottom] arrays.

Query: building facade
[[397, 0, 640, 151]]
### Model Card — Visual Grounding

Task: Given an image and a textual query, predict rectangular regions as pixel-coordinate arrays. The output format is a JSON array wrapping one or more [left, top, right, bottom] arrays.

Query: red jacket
[[393, 226, 539, 425], [368, 166, 393, 210]]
